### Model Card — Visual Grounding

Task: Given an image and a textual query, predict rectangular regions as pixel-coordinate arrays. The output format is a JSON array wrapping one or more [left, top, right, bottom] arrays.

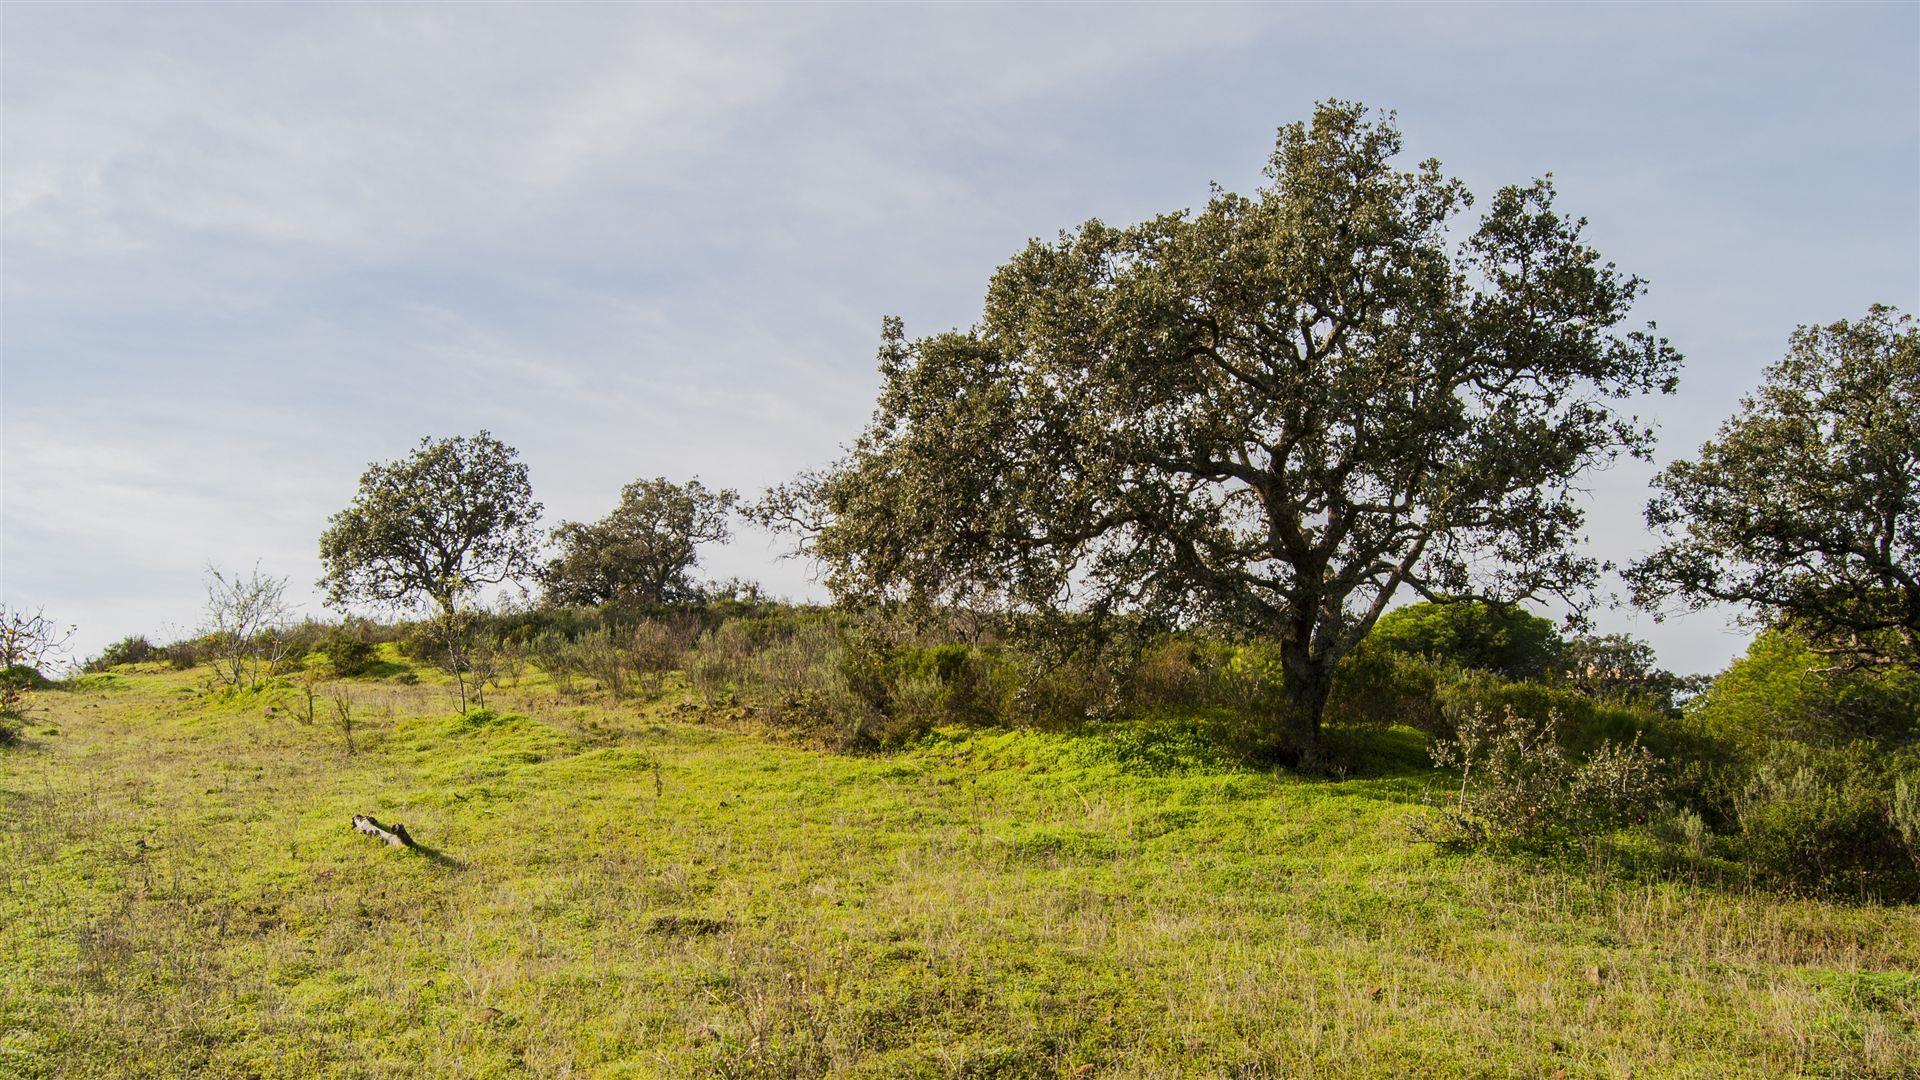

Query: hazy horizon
[[4, 2, 1917, 673]]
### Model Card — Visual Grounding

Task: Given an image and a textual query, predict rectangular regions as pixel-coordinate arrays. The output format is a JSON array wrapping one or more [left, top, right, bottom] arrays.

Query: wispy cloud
[[3, 2, 1915, 671]]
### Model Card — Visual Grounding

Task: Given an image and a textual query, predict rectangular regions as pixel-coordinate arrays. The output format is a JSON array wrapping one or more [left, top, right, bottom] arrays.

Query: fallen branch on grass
[[351, 814, 416, 848]]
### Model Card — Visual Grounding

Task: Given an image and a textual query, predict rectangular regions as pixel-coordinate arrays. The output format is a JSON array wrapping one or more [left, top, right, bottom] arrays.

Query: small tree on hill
[[203, 564, 295, 689], [1, 604, 74, 723], [1628, 306, 1918, 671], [544, 477, 738, 607], [1560, 632, 1698, 713], [759, 101, 1679, 766], [318, 431, 544, 617]]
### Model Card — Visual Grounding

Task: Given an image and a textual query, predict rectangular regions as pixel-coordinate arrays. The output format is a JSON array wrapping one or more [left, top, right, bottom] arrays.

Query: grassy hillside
[[2, 658, 1916, 1078]]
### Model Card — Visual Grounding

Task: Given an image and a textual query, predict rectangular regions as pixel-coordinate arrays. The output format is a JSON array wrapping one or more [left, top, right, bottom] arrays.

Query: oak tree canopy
[[544, 477, 738, 607], [1630, 306, 1918, 671], [319, 431, 544, 616], [761, 101, 1680, 763]]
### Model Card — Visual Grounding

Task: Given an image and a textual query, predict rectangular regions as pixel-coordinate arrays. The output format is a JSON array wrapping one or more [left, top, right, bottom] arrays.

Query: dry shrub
[[1427, 704, 1663, 850]]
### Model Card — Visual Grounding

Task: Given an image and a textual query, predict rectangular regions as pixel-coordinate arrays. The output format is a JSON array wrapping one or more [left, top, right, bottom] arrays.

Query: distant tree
[[1628, 307, 1918, 671], [1559, 632, 1699, 714], [1367, 601, 1564, 681], [544, 478, 737, 607], [759, 101, 1679, 765], [319, 432, 544, 616], [202, 564, 295, 689]]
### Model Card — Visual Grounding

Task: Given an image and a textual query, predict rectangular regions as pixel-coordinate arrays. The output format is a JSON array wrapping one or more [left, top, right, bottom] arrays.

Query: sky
[[3, 2, 1916, 674]]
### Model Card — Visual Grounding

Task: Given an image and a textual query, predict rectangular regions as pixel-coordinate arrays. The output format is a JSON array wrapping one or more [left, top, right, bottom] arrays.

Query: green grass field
[[3, 657, 1916, 1078]]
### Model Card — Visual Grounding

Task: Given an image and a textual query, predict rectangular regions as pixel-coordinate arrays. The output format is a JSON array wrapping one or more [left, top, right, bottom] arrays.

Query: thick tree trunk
[[1277, 642, 1335, 771]]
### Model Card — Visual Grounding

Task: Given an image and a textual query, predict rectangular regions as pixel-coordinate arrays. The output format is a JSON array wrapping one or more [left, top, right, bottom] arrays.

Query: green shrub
[[322, 623, 378, 677], [1325, 641, 1446, 734], [1214, 640, 1287, 717], [0, 663, 53, 724], [269, 619, 327, 667], [1688, 630, 1920, 751], [1440, 674, 1690, 755], [1731, 741, 1919, 900], [85, 635, 161, 672], [1893, 770, 1920, 874], [164, 635, 211, 671], [1369, 601, 1564, 681], [1131, 636, 1218, 708], [890, 643, 1005, 728]]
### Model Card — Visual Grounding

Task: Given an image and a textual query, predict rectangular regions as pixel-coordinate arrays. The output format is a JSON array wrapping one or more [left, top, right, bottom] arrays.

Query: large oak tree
[[764, 103, 1679, 764]]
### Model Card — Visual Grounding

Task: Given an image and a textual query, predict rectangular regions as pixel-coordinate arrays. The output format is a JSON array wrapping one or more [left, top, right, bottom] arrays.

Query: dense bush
[[565, 620, 701, 699], [270, 619, 329, 667], [1441, 676, 1659, 754], [1368, 601, 1565, 681], [1687, 630, 1920, 751], [1730, 740, 1920, 900], [85, 635, 163, 671], [1634, 630, 1920, 899], [0, 663, 54, 742], [1894, 772, 1920, 874], [1324, 639, 1447, 735], [164, 635, 212, 671], [321, 622, 378, 677]]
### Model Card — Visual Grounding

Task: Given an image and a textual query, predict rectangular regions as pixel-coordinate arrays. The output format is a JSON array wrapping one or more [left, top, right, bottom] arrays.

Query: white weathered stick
[[351, 814, 416, 848]]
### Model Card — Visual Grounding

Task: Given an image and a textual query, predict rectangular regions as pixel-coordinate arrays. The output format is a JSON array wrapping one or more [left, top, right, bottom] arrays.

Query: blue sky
[[3, 2, 1916, 673]]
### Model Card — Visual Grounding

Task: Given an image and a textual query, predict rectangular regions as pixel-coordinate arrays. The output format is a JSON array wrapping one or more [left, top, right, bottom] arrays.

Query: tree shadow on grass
[[1071, 712, 1447, 807]]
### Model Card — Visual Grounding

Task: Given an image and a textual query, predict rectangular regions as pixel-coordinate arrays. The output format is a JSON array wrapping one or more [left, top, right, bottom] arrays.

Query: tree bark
[[1278, 641, 1335, 771]]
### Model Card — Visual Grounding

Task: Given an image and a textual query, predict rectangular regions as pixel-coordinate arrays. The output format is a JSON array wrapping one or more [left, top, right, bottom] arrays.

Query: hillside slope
[[2, 662, 1915, 1078]]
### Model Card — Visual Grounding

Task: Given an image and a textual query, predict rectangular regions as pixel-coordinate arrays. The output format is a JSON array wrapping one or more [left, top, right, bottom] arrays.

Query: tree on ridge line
[[318, 431, 544, 617], [544, 477, 738, 607]]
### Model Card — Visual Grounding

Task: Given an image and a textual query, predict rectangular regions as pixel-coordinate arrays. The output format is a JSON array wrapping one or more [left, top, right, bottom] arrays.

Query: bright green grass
[[2, 660, 1915, 1078]]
